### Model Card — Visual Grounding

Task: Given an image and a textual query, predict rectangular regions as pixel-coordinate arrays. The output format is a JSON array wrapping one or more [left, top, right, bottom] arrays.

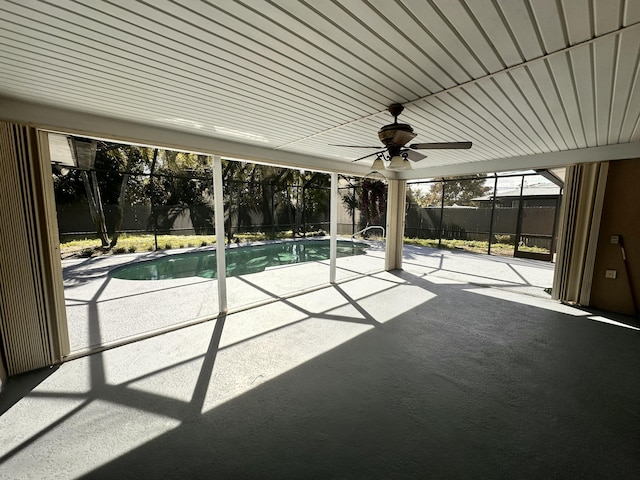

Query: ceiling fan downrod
[[387, 103, 404, 123]]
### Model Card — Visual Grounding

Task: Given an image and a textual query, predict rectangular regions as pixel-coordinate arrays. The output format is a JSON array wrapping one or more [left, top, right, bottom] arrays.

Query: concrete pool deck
[[61, 239, 388, 353], [2, 244, 639, 479], [61, 243, 554, 353]]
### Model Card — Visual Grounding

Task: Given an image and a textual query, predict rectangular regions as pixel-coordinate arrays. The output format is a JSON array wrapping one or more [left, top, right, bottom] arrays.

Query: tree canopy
[[52, 139, 332, 245], [413, 175, 491, 207]]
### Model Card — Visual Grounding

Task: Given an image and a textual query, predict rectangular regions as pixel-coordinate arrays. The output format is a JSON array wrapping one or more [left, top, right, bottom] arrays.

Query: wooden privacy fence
[[405, 205, 557, 245]]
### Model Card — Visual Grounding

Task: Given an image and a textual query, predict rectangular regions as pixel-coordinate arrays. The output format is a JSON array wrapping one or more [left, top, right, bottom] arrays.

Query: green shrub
[[113, 246, 127, 254], [494, 234, 512, 244], [164, 243, 172, 250], [78, 247, 94, 258], [128, 246, 137, 253]]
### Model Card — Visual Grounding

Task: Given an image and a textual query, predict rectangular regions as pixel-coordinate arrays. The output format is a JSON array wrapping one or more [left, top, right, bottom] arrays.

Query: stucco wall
[[590, 159, 640, 315]]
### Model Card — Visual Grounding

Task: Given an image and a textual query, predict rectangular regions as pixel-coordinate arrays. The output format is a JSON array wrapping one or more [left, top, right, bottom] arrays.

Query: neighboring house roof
[[472, 184, 561, 201]]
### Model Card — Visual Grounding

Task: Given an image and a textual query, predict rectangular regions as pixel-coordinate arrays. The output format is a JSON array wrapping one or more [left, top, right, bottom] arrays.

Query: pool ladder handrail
[[352, 224, 385, 239]]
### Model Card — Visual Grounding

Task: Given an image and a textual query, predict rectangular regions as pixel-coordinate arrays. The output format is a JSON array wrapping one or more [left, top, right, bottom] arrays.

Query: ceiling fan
[[333, 103, 472, 171]]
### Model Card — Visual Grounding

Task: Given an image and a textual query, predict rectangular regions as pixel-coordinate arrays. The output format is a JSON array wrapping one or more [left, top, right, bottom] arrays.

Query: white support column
[[330, 173, 338, 284], [212, 155, 227, 314], [385, 179, 407, 271]]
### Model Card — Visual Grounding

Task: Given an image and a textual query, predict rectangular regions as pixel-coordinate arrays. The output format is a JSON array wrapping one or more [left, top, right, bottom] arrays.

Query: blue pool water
[[110, 239, 368, 280]]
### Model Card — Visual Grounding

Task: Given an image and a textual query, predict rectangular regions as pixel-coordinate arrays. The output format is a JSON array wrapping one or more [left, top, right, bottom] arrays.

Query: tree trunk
[[110, 173, 130, 248], [82, 171, 110, 247], [90, 171, 110, 247], [261, 181, 274, 237]]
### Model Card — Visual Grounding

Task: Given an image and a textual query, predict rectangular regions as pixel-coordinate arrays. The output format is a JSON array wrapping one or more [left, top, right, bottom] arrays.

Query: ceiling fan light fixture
[[371, 156, 385, 171], [386, 155, 411, 171]]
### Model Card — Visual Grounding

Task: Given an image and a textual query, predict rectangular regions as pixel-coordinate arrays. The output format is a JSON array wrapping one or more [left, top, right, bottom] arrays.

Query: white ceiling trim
[[0, 96, 374, 177], [2, 95, 638, 180], [397, 141, 640, 179]]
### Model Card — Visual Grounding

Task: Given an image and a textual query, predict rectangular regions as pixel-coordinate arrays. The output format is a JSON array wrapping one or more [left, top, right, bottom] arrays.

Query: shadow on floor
[[0, 366, 59, 416], [3, 266, 639, 479], [76, 271, 640, 479]]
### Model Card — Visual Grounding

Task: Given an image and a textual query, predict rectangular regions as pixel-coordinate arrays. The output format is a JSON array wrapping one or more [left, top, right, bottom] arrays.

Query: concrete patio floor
[[2, 245, 639, 479]]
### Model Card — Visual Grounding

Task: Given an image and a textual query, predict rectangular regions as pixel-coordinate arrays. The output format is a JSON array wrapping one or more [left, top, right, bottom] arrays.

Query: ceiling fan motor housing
[[378, 122, 417, 147]]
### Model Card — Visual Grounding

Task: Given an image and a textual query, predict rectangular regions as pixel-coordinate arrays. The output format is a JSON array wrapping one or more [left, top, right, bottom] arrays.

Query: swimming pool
[[110, 239, 369, 280]]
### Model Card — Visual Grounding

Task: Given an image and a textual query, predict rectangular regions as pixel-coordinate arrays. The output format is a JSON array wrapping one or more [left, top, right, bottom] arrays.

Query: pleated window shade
[[0, 122, 68, 377], [552, 162, 608, 305]]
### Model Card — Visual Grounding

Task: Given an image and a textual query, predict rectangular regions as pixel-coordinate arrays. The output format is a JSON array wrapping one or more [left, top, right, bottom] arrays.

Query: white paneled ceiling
[[1, 0, 639, 178]]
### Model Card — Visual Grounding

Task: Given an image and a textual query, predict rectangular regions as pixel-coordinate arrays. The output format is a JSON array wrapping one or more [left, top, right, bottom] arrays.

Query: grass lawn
[[60, 234, 217, 257], [60, 232, 294, 257], [60, 232, 549, 259], [404, 237, 549, 256]]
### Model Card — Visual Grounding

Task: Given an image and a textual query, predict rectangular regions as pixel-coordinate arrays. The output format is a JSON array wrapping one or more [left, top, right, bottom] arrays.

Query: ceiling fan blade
[[409, 141, 472, 150], [405, 150, 427, 162], [330, 144, 381, 148], [351, 150, 385, 162]]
